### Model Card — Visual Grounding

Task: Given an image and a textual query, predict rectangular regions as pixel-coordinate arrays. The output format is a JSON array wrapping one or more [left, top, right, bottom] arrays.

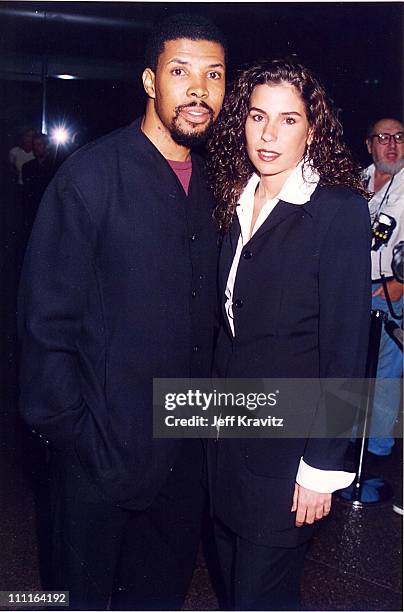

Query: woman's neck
[[258, 168, 294, 200]]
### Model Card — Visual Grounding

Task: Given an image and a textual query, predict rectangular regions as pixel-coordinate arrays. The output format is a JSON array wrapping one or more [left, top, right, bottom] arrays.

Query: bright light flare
[[51, 126, 70, 145]]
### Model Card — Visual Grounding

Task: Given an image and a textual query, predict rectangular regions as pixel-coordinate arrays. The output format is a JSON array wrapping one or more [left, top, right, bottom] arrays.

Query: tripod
[[339, 309, 394, 506]]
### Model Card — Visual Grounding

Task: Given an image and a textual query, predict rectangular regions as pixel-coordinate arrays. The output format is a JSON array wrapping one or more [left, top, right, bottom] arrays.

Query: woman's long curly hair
[[206, 58, 368, 233]]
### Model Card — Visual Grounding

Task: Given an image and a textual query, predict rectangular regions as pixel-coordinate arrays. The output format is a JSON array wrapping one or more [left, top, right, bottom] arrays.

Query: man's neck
[[373, 167, 393, 193], [141, 107, 191, 162]]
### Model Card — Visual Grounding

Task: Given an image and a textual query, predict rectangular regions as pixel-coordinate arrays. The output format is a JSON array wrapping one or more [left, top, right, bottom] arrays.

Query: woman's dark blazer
[[209, 184, 372, 546]]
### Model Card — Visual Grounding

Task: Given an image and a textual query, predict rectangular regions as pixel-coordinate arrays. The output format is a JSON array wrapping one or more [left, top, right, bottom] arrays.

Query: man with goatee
[[18, 14, 226, 610]]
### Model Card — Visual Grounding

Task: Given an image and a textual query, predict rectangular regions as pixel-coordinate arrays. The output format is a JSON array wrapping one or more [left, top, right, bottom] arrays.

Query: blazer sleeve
[[18, 167, 97, 450], [303, 191, 372, 470]]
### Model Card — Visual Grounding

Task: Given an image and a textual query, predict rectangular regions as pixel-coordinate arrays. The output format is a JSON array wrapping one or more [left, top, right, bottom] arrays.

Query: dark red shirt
[[167, 158, 192, 195]]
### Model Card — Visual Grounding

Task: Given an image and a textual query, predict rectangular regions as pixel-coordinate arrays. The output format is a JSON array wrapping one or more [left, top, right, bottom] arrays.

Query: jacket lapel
[[218, 219, 241, 337], [219, 219, 240, 291], [249, 199, 304, 245], [229, 215, 241, 255]]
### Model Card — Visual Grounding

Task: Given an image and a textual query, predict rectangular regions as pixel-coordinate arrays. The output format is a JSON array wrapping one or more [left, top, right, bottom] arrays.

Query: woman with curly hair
[[206, 59, 371, 611]]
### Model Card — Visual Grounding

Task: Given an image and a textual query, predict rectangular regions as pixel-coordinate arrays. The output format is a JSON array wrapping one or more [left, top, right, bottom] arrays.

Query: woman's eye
[[284, 116, 296, 125], [251, 114, 264, 122]]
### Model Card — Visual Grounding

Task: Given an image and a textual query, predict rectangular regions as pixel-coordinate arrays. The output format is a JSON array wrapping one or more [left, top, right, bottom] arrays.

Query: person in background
[[363, 118, 404, 462], [206, 58, 371, 611], [22, 133, 57, 240], [9, 128, 36, 186], [18, 14, 226, 611], [7, 128, 37, 267]]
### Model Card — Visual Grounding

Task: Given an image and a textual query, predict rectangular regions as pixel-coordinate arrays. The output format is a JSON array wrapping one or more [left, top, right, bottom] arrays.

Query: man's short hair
[[144, 13, 227, 72], [366, 122, 375, 139], [366, 117, 403, 139]]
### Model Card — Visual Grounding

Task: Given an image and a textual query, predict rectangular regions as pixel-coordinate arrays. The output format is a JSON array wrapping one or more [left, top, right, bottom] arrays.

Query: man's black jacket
[[18, 119, 218, 509]]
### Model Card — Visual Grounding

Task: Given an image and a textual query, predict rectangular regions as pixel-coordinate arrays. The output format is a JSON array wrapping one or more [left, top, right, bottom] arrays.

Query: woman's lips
[[257, 149, 280, 162]]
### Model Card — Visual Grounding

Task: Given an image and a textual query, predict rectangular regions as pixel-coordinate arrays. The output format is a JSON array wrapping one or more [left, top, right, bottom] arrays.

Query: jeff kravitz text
[[164, 414, 284, 427]]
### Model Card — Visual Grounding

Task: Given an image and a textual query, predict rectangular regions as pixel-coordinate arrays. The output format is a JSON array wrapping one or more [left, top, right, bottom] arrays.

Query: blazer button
[[193, 345, 200, 352], [191, 233, 198, 241], [243, 250, 252, 259], [191, 289, 197, 298], [234, 299, 243, 308]]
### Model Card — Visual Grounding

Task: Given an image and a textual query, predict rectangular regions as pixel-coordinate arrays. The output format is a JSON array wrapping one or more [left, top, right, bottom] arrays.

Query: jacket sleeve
[[18, 167, 97, 450], [303, 192, 372, 471]]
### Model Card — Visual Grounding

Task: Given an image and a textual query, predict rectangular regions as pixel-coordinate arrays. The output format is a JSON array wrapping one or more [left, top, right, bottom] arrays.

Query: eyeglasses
[[369, 132, 404, 145]]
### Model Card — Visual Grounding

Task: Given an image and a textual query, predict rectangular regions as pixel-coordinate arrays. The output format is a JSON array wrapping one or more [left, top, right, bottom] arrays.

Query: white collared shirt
[[224, 161, 355, 493], [363, 164, 404, 280]]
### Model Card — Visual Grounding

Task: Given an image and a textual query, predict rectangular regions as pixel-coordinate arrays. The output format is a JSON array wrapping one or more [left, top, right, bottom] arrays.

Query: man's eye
[[171, 68, 185, 76], [208, 71, 222, 79]]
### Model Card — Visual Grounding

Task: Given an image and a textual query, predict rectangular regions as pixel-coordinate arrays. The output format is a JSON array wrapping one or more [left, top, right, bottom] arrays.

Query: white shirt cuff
[[296, 457, 355, 493]]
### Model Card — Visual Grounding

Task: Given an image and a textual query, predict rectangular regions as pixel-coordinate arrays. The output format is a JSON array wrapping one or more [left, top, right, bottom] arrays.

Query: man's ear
[[366, 138, 372, 155], [142, 68, 156, 99]]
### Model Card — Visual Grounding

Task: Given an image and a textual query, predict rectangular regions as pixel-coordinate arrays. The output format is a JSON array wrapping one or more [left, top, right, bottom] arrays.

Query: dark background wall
[[0, 1, 402, 167]]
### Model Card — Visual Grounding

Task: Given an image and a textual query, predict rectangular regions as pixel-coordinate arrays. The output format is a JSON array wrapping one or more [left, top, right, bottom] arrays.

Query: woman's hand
[[291, 483, 332, 527]]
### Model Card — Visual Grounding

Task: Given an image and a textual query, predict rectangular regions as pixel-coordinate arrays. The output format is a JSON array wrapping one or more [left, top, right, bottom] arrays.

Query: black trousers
[[48, 440, 205, 610], [213, 519, 308, 611]]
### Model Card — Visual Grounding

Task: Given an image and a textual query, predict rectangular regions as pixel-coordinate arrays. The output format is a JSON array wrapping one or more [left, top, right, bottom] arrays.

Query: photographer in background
[[364, 118, 404, 460]]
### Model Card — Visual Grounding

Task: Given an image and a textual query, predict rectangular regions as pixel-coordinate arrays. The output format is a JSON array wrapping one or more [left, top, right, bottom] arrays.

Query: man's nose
[[187, 77, 209, 99], [387, 136, 398, 149]]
